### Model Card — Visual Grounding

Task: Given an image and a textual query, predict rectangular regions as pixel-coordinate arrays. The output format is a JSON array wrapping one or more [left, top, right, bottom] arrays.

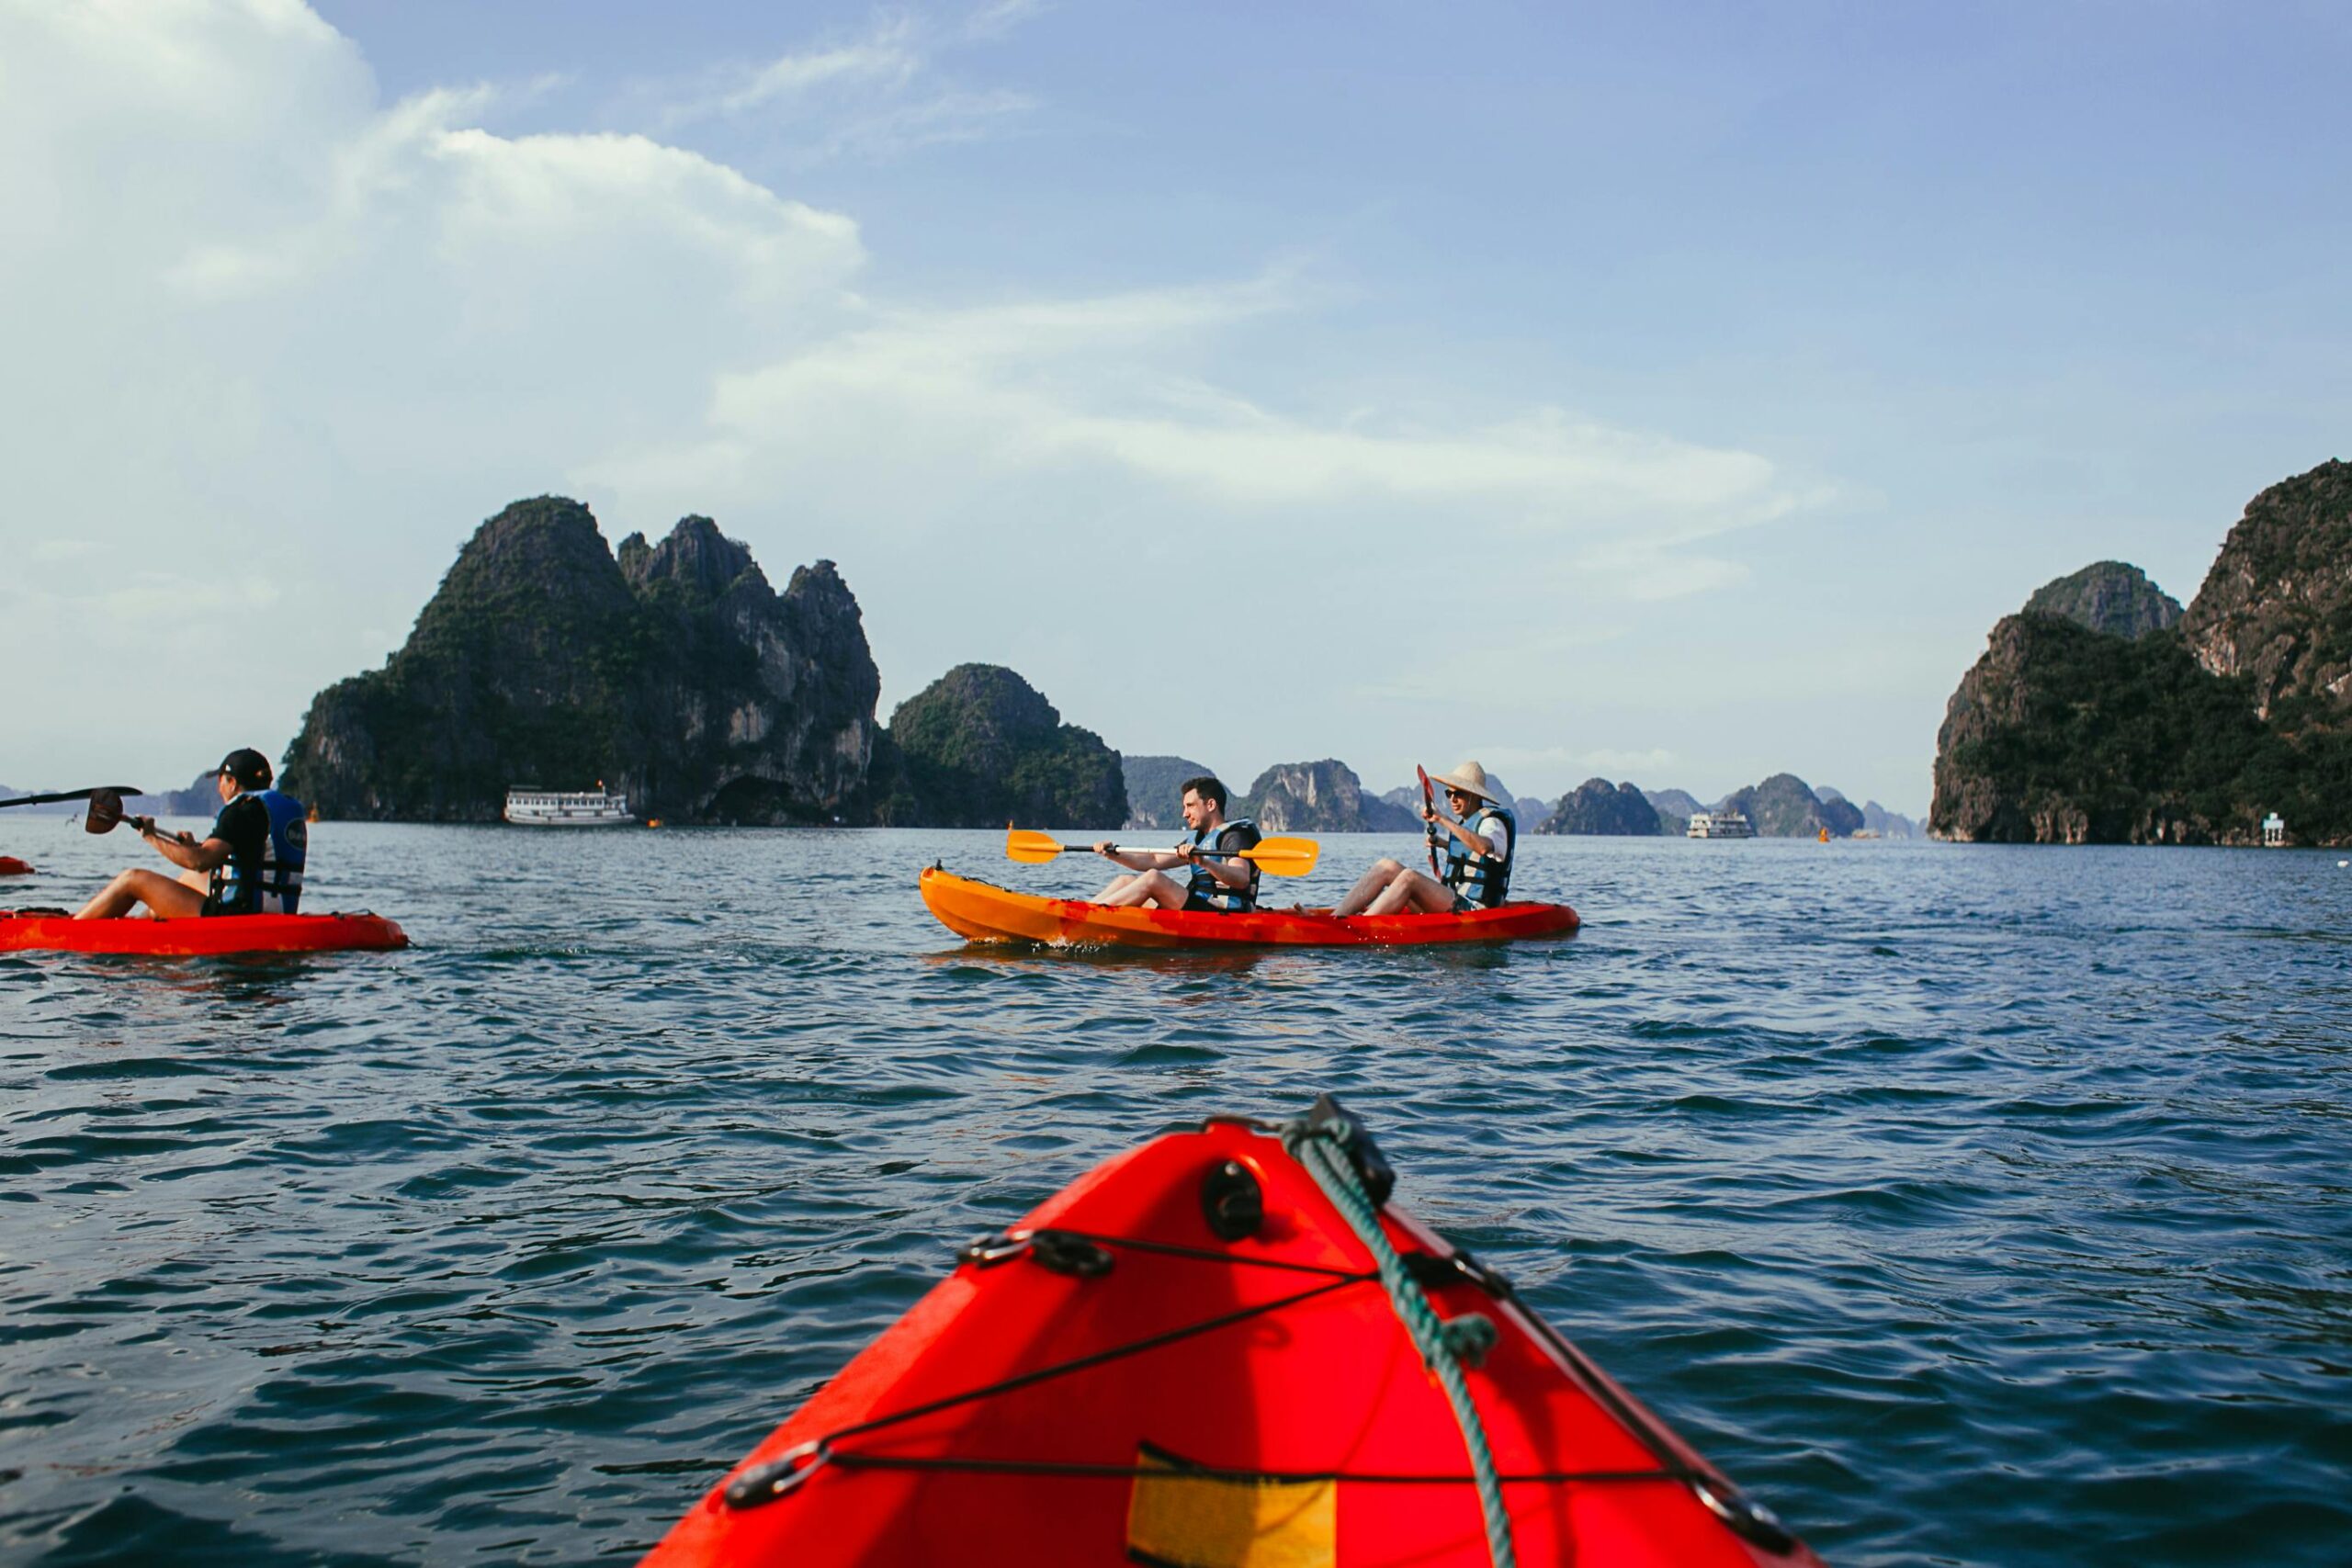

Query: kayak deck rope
[[720, 1223, 1702, 1515], [1283, 1103, 1517, 1568]]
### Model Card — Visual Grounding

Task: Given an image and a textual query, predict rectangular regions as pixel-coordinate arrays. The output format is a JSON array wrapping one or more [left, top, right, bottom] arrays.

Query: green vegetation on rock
[[878, 664, 1125, 829], [284, 498, 880, 823], [1240, 761, 1419, 832], [2023, 561, 2183, 639], [1715, 773, 1862, 837], [1122, 756, 1215, 829], [1538, 779, 1663, 836], [1933, 460, 2352, 845]]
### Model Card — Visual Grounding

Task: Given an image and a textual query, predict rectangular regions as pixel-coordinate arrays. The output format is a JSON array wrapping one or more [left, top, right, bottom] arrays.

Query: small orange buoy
[[645, 818, 663, 829], [1818, 828, 1830, 842]]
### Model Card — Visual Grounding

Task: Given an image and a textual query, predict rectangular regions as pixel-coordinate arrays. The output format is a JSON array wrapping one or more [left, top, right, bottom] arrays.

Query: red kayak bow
[[644, 1099, 1815, 1567]]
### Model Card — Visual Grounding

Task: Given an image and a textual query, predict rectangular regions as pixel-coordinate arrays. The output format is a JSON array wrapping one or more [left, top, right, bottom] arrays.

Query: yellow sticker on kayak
[[1126, 1441, 1336, 1568]]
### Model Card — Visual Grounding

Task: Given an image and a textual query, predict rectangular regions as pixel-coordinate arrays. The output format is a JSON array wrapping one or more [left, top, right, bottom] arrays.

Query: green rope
[[1284, 1113, 1517, 1568]]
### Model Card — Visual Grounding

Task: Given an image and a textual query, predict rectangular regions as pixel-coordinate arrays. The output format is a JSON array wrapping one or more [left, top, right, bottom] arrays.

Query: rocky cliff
[[284, 498, 880, 823], [877, 664, 1125, 829], [2022, 561, 2183, 639], [1123, 756, 1215, 829], [1931, 460, 2352, 845], [1860, 801, 1921, 839], [1715, 773, 1862, 837], [1243, 761, 1419, 832], [2178, 459, 2352, 722], [1643, 788, 1703, 830], [1538, 779, 1663, 835]]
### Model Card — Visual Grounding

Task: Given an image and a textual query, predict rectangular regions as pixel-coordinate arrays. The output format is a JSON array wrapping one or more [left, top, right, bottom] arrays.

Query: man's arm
[[144, 825, 232, 874], [1422, 811, 1501, 861], [1199, 833, 1254, 889]]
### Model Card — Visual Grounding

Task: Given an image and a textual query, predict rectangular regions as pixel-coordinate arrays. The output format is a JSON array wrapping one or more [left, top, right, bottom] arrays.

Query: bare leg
[[1363, 867, 1458, 916], [1095, 874, 1138, 899], [1095, 869, 1190, 908], [76, 868, 208, 921], [1329, 858, 1406, 918]]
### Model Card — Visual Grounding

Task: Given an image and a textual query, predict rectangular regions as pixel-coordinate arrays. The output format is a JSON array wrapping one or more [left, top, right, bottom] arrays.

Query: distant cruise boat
[[1686, 810, 1756, 839], [503, 785, 635, 827]]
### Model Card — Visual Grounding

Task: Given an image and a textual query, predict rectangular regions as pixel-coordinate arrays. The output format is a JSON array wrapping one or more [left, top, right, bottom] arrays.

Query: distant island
[[1536, 774, 1913, 839], [269, 493, 1943, 835], [1931, 459, 2352, 845], [283, 498, 1120, 827], [876, 664, 1124, 829]]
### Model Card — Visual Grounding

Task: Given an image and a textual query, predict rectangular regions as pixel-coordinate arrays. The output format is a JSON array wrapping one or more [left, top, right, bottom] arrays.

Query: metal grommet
[[723, 1440, 832, 1511]]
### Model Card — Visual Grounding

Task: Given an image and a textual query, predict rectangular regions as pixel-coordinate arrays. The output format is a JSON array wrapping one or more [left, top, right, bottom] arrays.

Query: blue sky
[[5, 1, 2346, 811]]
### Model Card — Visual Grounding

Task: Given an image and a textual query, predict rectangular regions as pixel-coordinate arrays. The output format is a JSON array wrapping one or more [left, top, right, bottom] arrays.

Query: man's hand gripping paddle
[[1004, 828, 1320, 877]]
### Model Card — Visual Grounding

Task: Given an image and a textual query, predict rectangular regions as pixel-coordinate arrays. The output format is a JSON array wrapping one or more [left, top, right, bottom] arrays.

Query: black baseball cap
[[215, 748, 273, 788]]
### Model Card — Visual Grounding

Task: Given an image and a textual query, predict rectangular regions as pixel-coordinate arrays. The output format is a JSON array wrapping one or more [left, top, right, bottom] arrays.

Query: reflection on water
[[1, 828, 2348, 1566]]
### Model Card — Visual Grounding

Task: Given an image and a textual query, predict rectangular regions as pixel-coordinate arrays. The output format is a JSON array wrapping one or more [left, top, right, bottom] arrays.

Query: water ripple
[[2, 829, 2348, 1564]]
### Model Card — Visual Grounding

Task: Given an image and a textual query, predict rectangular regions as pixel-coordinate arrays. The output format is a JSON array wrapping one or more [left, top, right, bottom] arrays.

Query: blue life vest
[[1184, 816, 1261, 913], [1441, 805, 1514, 908], [211, 788, 309, 915]]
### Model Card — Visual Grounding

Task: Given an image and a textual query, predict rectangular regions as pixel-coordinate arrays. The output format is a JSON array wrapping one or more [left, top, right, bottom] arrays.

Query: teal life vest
[[1184, 816, 1261, 913], [1441, 805, 1514, 908], [210, 788, 309, 915]]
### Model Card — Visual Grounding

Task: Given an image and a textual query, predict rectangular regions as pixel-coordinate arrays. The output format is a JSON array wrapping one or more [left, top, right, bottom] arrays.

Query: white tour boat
[[1687, 810, 1757, 839], [503, 786, 636, 827]]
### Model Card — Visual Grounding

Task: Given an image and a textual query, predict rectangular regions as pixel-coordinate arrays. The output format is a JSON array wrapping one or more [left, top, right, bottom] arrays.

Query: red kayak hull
[[921, 867, 1578, 948], [0, 857, 31, 876], [643, 1119, 1815, 1567], [0, 911, 409, 954]]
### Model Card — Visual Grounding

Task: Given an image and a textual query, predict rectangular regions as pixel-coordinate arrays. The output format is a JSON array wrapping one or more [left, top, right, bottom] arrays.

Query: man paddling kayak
[[1092, 774, 1261, 912], [75, 749, 308, 920], [1329, 760, 1516, 917]]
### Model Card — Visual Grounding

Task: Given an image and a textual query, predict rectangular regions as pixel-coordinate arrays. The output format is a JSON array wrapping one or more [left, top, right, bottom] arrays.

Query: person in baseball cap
[[1328, 759, 1519, 917], [74, 748, 308, 920]]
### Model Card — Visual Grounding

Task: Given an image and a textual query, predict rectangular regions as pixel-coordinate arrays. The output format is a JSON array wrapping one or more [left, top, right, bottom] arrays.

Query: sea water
[[2, 826, 2346, 1566]]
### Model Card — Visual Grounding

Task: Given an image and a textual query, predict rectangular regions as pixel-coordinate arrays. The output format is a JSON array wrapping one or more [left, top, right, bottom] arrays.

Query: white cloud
[[0, 0, 868, 782], [639, 11, 1036, 163], [0, 0, 1822, 792]]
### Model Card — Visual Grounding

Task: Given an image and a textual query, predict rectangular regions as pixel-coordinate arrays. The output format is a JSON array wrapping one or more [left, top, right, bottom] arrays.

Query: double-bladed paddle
[[0, 786, 144, 810], [0, 786, 176, 840], [69, 789, 197, 844], [1004, 828, 1319, 877]]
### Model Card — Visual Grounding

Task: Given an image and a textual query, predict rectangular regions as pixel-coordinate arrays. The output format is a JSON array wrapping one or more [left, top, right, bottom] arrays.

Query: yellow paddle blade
[[1004, 828, 1069, 863], [1240, 836, 1319, 876]]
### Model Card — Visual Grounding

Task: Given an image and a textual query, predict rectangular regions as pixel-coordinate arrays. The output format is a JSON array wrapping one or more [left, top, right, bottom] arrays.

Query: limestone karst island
[[268, 461, 2352, 850]]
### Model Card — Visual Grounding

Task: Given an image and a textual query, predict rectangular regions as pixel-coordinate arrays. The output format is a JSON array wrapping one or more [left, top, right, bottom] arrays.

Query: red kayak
[[644, 1100, 1817, 1567], [0, 857, 31, 876], [0, 910, 408, 955]]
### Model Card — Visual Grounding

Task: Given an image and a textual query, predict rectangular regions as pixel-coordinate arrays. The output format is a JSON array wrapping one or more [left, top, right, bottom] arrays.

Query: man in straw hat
[[1328, 760, 1517, 917]]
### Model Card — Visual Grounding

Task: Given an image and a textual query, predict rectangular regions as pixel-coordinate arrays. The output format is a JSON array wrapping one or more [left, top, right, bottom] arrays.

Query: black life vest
[[1441, 805, 1514, 908], [1184, 816, 1261, 913]]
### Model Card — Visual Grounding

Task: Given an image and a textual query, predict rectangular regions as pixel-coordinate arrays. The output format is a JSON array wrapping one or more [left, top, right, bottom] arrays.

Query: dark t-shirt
[[202, 795, 270, 916]]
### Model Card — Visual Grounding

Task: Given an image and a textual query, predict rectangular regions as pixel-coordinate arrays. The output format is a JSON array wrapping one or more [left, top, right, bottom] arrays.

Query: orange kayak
[[0, 857, 31, 876], [920, 867, 1577, 948], [0, 910, 409, 955], [643, 1103, 1815, 1567]]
